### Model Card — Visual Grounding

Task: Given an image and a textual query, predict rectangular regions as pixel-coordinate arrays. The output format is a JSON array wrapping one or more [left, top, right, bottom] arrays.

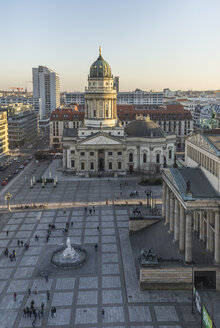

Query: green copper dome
[[90, 47, 112, 78]]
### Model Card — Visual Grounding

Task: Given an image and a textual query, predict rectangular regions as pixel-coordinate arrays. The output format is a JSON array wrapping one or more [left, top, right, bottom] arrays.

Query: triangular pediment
[[79, 133, 123, 145], [187, 133, 215, 153]]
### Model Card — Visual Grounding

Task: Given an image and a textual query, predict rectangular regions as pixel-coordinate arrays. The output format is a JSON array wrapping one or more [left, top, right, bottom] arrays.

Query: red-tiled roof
[[50, 107, 85, 121]]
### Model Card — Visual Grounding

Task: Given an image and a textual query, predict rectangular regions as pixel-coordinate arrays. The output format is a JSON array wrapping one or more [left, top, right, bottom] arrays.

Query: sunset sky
[[1, 0, 220, 92]]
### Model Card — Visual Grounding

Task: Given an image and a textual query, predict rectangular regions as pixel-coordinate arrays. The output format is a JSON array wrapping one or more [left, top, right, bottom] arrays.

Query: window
[[81, 162, 85, 170], [80, 152, 85, 156], [108, 151, 113, 156], [93, 110, 96, 117], [71, 150, 75, 154], [71, 160, 75, 168], [90, 162, 94, 170], [118, 162, 122, 169], [118, 151, 122, 156], [90, 152, 94, 156], [143, 153, 147, 163], [156, 154, 160, 164], [109, 162, 112, 170], [169, 149, 172, 159], [129, 153, 133, 162], [106, 110, 109, 117]]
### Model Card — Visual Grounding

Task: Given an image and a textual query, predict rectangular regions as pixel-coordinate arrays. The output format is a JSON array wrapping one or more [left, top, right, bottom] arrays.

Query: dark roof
[[63, 128, 78, 137], [90, 53, 111, 78], [125, 117, 164, 138], [170, 167, 219, 200], [203, 129, 220, 152]]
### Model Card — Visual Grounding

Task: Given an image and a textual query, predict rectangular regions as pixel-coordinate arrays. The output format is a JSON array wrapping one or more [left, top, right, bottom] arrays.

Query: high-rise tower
[[84, 47, 117, 128], [32, 66, 60, 119]]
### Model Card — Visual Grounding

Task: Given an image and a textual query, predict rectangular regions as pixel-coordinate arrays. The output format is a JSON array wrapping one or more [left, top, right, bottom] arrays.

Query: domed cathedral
[[62, 49, 176, 176], [84, 46, 118, 128]]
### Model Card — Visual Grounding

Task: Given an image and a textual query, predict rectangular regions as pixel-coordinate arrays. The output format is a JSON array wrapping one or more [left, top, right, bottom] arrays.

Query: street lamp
[[5, 192, 12, 211]]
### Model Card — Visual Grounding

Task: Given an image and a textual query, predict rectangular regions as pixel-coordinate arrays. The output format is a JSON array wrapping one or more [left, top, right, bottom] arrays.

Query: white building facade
[[32, 66, 60, 119], [62, 49, 176, 176]]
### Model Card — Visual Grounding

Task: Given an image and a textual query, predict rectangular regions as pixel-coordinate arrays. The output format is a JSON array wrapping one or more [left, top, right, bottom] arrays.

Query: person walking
[[45, 273, 48, 282], [34, 286, 38, 295], [32, 319, 36, 327], [23, 308, 27, 318], [51, 307, 54, 317], [13, 292, 17, 301], [41, 302, 45, 316], [101, 308, 105, 318], [47, 290, 50, 301], [28, 288, 31, 297], [53, 306, 56, 317]]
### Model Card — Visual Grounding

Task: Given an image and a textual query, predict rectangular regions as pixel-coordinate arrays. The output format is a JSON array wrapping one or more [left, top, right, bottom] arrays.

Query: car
[[7, 175, 12, 181], [1, 180, 7, 186], [19, 165, 24, 169], [16, 160, 21, 163]]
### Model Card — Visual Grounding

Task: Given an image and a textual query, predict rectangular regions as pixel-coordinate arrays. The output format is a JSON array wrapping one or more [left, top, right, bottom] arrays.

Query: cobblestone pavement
[[0, 169, 201, 327]]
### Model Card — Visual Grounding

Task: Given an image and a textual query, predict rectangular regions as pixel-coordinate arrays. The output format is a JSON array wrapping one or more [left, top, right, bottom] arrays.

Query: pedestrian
[[26, 306, 30, 317], [23, 308, 27, 318], [32, 319, 36, 327], [31, 300, 35, 309], [13, 292, 17, 301], [47, 290, 50, 301], [4, 248, 8, 256], [51, 307, 54, 317], [20, 240, 23, 246], [17, 240, 20, 246], [53, 306, 56, 317], [71, 221, 73, 227], [28, 288, 31, 296], [41, 302, 44, 315], [38, 310, 41, 319], [89, 209, 92, 214], [63, 207, 66, 214], [34, 309, 37, 320], [34, 286, 38, 295], [45, 273, 48, 282], [101, 308, 105, 318], [95, 244, 98, 251], [85, 206, 87, 212], [6, 230, 9, 236], [97, 226, 99, 231]]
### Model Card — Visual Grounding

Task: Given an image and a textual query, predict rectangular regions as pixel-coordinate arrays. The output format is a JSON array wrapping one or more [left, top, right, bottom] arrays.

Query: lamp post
[[191, 265, 194, 314], [146, 189, 150, 207], [5, 192, 12, 211]]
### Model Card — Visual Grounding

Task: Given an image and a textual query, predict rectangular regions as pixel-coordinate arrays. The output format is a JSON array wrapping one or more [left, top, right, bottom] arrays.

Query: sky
[[1, 0, 220, 92]]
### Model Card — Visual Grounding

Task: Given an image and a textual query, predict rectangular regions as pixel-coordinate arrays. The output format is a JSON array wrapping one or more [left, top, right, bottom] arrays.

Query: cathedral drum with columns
[[62, 49, 176, 175]]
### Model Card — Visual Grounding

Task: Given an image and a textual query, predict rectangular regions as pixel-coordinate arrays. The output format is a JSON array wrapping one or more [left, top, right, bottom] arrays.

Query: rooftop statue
[[139, 248, 159, 267]]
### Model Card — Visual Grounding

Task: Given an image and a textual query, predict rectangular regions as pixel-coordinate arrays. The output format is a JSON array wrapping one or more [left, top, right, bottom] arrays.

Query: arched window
[[129, 153, 133, 163], [156, 154, 160, 164], [143, 153, 147, 163], [169, 149, 172, 159]]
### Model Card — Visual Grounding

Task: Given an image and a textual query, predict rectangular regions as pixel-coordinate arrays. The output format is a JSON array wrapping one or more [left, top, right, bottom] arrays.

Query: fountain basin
[[51, 245, 86, 268]]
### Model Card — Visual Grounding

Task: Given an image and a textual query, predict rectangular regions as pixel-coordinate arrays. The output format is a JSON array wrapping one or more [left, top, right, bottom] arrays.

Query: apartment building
[[33, 66, 60, 119], [8, 110, 39, 149], [0, 110, 9, 165], [50, 107, 84, 150]]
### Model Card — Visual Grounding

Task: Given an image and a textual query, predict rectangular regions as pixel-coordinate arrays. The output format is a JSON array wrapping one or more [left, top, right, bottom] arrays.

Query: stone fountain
[[51, 237, 86, 268]]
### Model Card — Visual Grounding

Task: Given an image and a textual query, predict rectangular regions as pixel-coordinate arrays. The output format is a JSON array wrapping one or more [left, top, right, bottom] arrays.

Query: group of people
[[46, 223, 56, 242], [84, 206, 96, 214], [23, 299, 45, 327]]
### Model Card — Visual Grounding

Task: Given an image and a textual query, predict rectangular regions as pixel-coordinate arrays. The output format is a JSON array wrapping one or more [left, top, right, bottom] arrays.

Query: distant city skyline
[[1, 0, 220, 92]]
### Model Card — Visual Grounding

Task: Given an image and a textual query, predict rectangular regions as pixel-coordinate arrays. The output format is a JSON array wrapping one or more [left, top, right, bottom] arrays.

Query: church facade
[[62, 49, 176, 176]]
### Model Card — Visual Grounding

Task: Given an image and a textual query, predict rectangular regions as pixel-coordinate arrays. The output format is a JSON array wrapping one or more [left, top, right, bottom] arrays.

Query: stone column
[[179, 205, 185, 252], [185, 210, 193, 263], [165, 188, 170, 226], [195, 212, 199, 233], [215, 210, 220, 264], [174, 199, 180, 242], [162, 183, 166, 218], [169, 194, 174, 233], [206, 212, 211, 252], [200, 211, 205, 241], [193, 211, 196, 231]]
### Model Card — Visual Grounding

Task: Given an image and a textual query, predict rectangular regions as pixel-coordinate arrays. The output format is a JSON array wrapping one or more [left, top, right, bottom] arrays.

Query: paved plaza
[[0, 161, 201, 327]]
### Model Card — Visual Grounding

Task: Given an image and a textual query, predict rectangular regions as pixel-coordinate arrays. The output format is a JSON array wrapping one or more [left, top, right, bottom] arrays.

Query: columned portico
[[162, 167, 220, 268]]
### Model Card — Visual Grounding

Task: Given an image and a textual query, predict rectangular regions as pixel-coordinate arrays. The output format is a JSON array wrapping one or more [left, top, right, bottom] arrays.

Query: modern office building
[[7, 110, 39, 149], [117, 89, 163, 105], [32, 66, 60, 119], [0, 110, 9, 165]]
